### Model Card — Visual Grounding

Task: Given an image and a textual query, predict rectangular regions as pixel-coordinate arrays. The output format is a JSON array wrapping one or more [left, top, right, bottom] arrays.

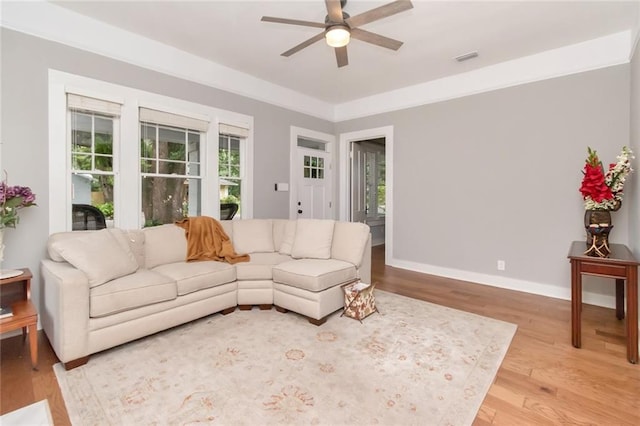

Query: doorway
[[350, 138, 386, 246], [339, 126, 393, 259]]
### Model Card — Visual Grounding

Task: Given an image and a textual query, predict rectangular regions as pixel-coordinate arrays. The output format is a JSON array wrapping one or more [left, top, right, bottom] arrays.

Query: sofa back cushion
[[291, 219, 335, 259], [232, 219, 274, 253], [48, 229, 145, 267], [272, 219, 288, 251], [48, 231, 92, 262], [144, 224, 187, 268], [273, 220, 296, 255], [219, 220, 233, 239], [125, 230, 145, 268], [331, 221, 370, 267], [50, 228, 139, 287]]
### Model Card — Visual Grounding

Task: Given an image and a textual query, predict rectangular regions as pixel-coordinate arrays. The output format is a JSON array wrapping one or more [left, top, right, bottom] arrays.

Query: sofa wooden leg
[[275, 306, 288, 313], [64, 356, 89, 370], [238, 305, 252, 311], [221, 307, 236, 315], [308, 316, 328, 326], [259, 304, 272, 310]]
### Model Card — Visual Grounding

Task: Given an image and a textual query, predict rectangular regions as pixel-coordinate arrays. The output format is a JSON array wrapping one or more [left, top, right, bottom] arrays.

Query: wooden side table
[[567, 241, 638, 364], [0, 268, 38, 369]]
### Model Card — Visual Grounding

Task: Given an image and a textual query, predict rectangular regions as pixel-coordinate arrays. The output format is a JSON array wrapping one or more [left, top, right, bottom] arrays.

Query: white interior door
[[350, 142, 367, 223], [296, 148, 331, 219]]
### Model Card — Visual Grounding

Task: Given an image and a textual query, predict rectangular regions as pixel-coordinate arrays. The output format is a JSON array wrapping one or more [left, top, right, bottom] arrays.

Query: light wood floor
[[1, 245, 638, 425]]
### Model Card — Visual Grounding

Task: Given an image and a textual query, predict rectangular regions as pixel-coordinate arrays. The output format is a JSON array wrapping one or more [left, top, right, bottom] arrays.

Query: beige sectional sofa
[[40, 218, 371, 369]]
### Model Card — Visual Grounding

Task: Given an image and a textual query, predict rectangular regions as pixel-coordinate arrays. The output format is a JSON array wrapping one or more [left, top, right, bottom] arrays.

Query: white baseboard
[[389, 257, 616, 310]]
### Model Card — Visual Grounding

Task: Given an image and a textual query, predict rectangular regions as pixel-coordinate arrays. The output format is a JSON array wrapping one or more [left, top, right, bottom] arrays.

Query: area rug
[[54, 290, 516, 425], [0, 400, 53, 425]]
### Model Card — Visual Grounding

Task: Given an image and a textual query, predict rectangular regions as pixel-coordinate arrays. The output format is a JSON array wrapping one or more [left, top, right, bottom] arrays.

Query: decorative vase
[[584, 209, 612, 257], [0, 228, 4, 263]]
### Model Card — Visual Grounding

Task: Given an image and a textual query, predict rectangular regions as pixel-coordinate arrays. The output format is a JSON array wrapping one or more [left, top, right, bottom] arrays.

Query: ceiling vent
[[455, 51, 479, 62]]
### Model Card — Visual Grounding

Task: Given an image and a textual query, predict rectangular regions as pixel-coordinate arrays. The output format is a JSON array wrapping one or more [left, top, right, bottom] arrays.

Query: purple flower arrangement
[[0, 178, 37, 229]]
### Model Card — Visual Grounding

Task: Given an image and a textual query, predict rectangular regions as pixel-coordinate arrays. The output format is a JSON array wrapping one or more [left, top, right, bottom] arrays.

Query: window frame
[[364, 150, 385, 220], [217, 122, 252, 219], [49, 70, 254, 233], [68, 108, 120, 225], [217, 132, 245, 215], [139, 121, 205, 225]]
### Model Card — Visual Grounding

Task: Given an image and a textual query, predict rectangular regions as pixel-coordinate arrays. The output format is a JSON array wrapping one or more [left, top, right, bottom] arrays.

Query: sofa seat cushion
[[90, 270, 177, 318], [272, 259, 356, 292], [152, 261, 236, 296], [235, 252, 292, 280]]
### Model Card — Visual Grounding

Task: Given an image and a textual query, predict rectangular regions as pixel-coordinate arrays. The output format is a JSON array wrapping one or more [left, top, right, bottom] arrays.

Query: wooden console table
[[0, 268, 38, 369], [567, 241, 638, 364]]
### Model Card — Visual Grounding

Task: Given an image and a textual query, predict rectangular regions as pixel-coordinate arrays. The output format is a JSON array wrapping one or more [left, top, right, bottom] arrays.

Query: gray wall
[[336, 65, 632, 297], [0, 29, 332, 316]]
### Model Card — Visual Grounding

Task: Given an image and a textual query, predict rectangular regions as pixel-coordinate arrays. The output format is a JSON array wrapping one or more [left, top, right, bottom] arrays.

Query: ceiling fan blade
[[350, 28, 403, 51], [261, 16, 325, 29], [335, 46, 348, 68], [325, 0, 344, 23], [346, 0, 413, 28], [281, 32, 326, 57]]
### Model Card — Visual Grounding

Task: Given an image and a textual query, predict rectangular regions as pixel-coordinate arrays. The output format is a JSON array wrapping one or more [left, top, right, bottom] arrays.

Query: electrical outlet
[[497, 260, 506, 271]]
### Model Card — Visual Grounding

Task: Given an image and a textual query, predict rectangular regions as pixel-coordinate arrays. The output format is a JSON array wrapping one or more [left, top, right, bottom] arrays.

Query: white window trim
[[289, 126, 335, 220], [48, 69, 254, 232]]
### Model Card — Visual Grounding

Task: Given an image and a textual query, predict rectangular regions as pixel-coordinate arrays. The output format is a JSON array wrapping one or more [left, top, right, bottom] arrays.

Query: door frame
[[339, 126, 394, 262], [289, 126, 335, 220]]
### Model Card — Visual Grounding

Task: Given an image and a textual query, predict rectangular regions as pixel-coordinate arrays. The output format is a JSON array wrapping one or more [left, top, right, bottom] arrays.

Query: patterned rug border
[[54, 290, 517, 425]]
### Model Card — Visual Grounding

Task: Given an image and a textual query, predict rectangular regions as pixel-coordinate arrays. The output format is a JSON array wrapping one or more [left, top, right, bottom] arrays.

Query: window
[[68, 94, 120, 230], [218, 123, 248, 218], [365, 150, 385, 219], [377, 153, 386, 215], [50, 71, 254, 232], [140, 108, 207, 227], [303, 155, 325, 179]]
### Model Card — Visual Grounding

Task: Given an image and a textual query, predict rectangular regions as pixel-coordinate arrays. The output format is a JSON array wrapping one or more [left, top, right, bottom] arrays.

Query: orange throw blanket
[[175, 216, 250, 264]]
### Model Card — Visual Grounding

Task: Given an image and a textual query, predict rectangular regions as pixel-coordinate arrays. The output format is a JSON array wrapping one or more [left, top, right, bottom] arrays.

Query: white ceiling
[[50, 0, 639, 104]]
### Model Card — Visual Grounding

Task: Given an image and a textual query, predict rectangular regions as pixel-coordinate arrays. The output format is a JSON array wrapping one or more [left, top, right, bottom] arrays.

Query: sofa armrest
[[40, 259, 91, 363]]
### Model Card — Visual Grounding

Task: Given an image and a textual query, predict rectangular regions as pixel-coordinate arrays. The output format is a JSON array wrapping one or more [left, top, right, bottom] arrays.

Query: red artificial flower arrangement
[[579, 146, 633, 210], [579, 148, 613, 203]]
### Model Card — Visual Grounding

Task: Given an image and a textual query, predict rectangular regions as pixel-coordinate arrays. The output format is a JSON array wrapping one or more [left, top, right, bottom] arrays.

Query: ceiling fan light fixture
[[325, 25, 350, 48]]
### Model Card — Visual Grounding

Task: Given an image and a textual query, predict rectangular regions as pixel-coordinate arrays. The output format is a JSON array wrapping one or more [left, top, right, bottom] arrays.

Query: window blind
[[139, 107, 209, 132], [219, 123, 249, 138], [67, 93, 121, 116]]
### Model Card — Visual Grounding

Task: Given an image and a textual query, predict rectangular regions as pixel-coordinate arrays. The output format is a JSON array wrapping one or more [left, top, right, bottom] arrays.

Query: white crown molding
[[0, 0, 335, 121], [0, 1, 634, 124], [389, 257, 616, 310], [334, 31, 633, 122]]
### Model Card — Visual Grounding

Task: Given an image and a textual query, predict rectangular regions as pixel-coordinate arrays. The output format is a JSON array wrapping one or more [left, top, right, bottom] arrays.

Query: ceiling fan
[[261, 0, 414, 68]]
